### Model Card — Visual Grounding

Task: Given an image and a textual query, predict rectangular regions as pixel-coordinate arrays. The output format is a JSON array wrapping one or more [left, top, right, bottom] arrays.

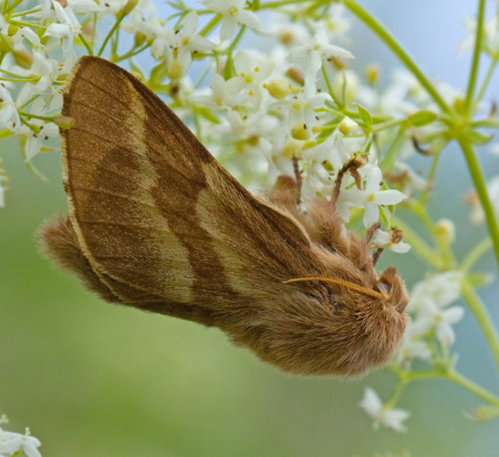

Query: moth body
[[40, 56, 408, 377]]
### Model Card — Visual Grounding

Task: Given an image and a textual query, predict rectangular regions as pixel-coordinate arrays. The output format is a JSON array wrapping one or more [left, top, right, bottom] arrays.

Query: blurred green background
[[2, 1, 499, 456]]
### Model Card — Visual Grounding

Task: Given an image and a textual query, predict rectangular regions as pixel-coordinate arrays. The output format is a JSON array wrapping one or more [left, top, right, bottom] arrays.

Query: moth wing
[[62, 56, 323, 312]]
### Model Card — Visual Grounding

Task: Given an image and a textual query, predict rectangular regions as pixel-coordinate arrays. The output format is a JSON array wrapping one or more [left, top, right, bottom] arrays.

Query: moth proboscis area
[[39, 56, 409, 377]]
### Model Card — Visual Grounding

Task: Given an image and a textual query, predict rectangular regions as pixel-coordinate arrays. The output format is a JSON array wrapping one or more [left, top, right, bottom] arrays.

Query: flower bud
[[282, 139, 303, 158], [291, 123, 310, 140], [286, 68, 304, 85], [14, 50, 34, 69], [434, 218, 456, 246], [54, 115, 74, 130], [365, 64, 380, 85], [338, 116, 358, 135], [264, 77, 292, 100]]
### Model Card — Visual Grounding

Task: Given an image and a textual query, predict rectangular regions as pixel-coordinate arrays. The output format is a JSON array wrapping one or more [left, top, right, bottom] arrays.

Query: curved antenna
[[283, 276, 384, 300]]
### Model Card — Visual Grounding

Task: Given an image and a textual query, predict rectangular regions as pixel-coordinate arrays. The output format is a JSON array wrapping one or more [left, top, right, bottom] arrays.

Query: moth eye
[[375, 282, 391, 293]]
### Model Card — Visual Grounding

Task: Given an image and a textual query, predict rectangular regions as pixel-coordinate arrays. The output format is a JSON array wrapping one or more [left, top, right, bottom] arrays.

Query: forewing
[[62, 56, 323, 311]]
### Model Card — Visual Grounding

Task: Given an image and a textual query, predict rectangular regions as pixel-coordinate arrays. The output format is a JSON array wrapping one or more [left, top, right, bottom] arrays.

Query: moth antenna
[[283, 276, 385, 300], [372, 248, 384, 266]]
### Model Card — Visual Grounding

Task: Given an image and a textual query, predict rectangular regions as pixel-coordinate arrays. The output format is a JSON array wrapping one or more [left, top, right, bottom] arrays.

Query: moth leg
[[292, 155, 303, 202], [331, 156, 368, 206], [372, 248, 384, 266], [366, 222, 381, 243]]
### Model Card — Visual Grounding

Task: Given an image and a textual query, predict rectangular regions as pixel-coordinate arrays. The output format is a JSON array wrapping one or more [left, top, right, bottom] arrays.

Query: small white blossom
[[0, 426, 42, 457], [371, 228, 411, 253], [336, 165, 407, 228], [44, 1, 81, 62], [191, 73, 247, 109], [359, 388, 410, 432], [290, 29, 353, 77], [410, 271, 462, 312], [167, 11, 215, 73], [460, 15, 499, 55], [224, 51, 275, 106], [279, 78, 331, 132], [396, 321, 432, 366], [0, 84, 21, 131], [203, 0, 262, 41]]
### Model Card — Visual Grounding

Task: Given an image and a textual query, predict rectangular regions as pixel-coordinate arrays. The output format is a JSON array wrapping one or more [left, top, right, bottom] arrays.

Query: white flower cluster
[[0, 0, 430, 248], [0, 415, 41, 457], [360, 271, 464, 432]]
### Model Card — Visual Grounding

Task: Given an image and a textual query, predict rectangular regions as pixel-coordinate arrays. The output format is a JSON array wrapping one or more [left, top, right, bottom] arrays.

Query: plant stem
[[461, 278, 499, 374], [458, 139, 499, 270], [446, 370, 499, 407], [342, 0, 451, 115], [464, 0, 486, 113], [461, 237, 493, 272], [474, 56, 499, 109]]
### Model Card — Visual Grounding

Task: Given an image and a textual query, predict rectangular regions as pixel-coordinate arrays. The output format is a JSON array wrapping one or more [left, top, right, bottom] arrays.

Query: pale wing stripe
[[78, 220, 171, 231], [73, 186, 158, 209]]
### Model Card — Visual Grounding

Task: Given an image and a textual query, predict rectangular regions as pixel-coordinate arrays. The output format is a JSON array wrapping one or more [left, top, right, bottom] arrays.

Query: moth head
[[265, 269, 409, 377]]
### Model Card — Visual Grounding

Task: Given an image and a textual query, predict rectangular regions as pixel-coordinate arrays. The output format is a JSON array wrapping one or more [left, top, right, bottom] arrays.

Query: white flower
[[67, 0, 101, 13], [410, 271, 462, 312], [460, 15, 499, 55], [44, 1, 81, 61], [224, 51, 275, 107], [290, 29, 353, 77], [371, 228, 411, 254], [359, 388, 410, 432], [191, 73, 247, 109], [396, 321, 432, 366], [166, 11, 215, 73], [0, 427, 42, 457], [203, 0, 262, 41], [279, 78, 331, 132], [336, 165, 407, 228], [411, 303, 465, 347], [0, 84, 21, 131]]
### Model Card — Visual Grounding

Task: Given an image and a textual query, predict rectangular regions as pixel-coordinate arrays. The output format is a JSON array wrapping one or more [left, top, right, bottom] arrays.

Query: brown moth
[[39, 56, 408, 377]]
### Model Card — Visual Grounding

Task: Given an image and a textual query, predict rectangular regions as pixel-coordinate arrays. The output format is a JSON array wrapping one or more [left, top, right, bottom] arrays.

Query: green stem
[[19, 111, 59, 122], [474, 56, 499, 109], [10, 6, 41, 17], [418, 149, 442, 205], [79, 33, 93, 56], [461, 237, 493, 272], [379, 126, 405, 171], [98, 12, 126, 57], [446, 370, 499, 407], [342, 0, 451, 115], [199, 14, 221, 36], [461, 278, 499, 374], [458, 139, 499, 270], [464, 0, 486, 113], [115, 44, 150, 62]]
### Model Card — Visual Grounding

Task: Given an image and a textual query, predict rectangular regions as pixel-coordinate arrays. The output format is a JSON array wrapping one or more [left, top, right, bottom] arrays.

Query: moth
[[40, 56, 408, 377]]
